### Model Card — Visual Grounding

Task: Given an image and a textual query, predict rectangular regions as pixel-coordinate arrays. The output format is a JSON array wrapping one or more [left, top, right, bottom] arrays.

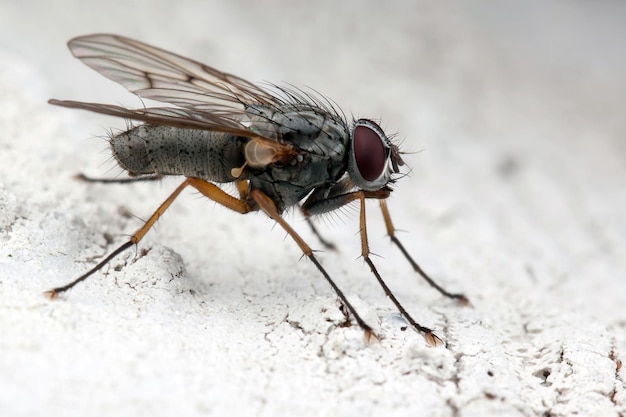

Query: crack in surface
[[609, 343, 625, 416]]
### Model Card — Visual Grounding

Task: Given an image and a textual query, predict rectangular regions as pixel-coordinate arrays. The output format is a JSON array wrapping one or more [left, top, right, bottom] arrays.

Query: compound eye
[[353, 123, 386, 181]]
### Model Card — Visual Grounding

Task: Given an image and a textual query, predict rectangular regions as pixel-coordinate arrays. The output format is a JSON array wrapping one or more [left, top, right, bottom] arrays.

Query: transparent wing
[[48, 99, 258, 137], [67, 33, 282, 112], [50, 34, 295, 138]]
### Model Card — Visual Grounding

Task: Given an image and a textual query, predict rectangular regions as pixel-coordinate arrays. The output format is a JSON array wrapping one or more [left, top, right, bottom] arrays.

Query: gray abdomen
[[110, 125, 247, 183]]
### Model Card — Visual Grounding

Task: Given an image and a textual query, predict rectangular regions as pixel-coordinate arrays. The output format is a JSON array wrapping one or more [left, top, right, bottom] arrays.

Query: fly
[[46, 34, 468, 345]]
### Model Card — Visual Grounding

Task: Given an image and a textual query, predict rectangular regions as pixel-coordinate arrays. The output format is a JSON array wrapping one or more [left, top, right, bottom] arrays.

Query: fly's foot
[[424, 331, 445, 347], [451, 293, 471, 307], [364, 329, 380, 344], [43, 289, 60, 300]]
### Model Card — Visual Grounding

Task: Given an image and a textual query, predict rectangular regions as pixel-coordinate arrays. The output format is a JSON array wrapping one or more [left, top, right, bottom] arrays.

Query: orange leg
[[251, 189, 377, 342], [356, 194, 444, 346], [301, 187, 453, 343], [379, 200, 469, 305], [45, 177, 252, 299], [187, 177, 252, 214], [234, 180, 249, 201]]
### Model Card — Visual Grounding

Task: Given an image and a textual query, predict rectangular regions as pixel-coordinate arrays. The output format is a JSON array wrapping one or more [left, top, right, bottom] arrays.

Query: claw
[[364, 329, 380, 344], [43, 289, 59, 300], [425, 331, 445, 347], [457, 295, 472, 307]]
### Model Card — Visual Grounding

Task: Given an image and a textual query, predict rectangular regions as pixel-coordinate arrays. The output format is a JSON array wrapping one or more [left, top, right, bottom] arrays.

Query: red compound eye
[[353, 124, 386, 181]]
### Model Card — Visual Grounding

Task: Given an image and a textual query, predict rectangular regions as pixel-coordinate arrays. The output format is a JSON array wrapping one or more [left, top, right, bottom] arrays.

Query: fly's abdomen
[[110, 125, 247, 182]]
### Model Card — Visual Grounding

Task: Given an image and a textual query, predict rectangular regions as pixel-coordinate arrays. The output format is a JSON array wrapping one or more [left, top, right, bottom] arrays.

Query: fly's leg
[[187, 177, 252, 214], [302, 188, 446, 345], [75, 173, 163, 183], [380, 200, 469, 305], [251, 189, 377, 343], [356, 193, 443, 346], [45, 178, 191, 299], [45, 177, 252, 299], [235, 180, 249, 200]]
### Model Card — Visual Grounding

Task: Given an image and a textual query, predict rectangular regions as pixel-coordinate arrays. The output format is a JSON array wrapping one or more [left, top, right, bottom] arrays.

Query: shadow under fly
[[47, 34, 468, 345]]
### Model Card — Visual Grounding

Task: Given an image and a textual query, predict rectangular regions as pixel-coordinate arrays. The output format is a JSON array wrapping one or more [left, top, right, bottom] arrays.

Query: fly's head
[[347, 119, 404, 192]]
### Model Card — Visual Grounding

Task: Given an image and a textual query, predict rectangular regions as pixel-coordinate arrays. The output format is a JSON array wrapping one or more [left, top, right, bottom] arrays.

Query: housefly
[[47, 34, 467, 345]]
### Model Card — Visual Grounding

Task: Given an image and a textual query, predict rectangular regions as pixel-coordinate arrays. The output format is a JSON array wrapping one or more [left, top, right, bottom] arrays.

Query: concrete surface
[[1, 1, 625, 416]]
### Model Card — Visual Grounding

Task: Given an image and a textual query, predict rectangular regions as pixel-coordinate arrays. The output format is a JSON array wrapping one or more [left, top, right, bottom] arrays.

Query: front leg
[[302, 187, 444, 346], [379, 200, 469, 305], [301, 184, 390, 217]]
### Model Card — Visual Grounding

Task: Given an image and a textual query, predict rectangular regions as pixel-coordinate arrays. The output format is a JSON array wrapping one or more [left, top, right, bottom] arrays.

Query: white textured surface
[[1, 1, 625, 416]]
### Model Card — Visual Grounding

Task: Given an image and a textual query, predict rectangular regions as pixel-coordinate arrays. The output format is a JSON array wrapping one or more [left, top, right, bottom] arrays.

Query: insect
[[47, 34, 468, 345]]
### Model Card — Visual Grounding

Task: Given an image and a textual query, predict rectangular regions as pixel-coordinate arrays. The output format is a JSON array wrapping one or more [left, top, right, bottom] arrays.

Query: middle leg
[[251, 189, 377, 342]]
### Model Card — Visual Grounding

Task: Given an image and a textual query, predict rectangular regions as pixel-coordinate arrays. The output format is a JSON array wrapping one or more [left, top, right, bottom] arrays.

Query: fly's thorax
[[246, 104, 350, 178], [243, 104, 352, 211], [109, 124, 246, 182]]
